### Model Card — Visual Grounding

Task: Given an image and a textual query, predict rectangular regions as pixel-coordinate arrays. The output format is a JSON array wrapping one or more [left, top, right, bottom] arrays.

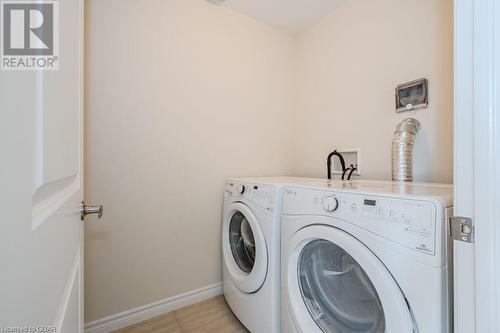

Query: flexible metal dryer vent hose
[[392, 118, 420, 182]]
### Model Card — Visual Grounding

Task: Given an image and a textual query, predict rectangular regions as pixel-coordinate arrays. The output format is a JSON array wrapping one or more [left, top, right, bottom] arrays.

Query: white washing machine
[[281, 181, 453, 333], [222, 178, 286, 333]]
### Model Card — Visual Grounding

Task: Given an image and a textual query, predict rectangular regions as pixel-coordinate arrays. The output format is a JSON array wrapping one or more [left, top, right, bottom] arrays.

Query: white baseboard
[[84, 283, 223, 333]]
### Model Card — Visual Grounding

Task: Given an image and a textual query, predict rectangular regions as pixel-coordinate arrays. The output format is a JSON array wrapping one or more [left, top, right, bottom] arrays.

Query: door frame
[[454, 0, 500, 331]]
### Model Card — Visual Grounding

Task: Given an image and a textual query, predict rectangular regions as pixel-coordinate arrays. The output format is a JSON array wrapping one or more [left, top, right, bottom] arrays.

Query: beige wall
[[85, 0, 453, 323], [84, 0, 296, 322], [293, 0, 453, 182]]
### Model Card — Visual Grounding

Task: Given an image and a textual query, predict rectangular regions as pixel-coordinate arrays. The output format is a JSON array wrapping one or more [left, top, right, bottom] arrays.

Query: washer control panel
[[283, 186, 438, 255], [225, 182, 276, 212]]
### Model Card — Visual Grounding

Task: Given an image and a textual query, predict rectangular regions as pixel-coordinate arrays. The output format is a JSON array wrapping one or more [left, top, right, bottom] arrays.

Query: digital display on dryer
[[364, 199, 377, 206]]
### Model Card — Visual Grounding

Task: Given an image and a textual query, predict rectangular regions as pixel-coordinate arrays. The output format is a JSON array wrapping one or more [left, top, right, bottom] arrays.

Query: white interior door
[[454, 0, 500, 332], [0, 0, 86, 332]]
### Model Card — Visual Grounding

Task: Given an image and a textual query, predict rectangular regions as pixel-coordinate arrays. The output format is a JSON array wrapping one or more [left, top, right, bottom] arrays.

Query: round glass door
[[298, 240, 385, 333], [229, 211, 256, 274], [222, 202, 268, 294]]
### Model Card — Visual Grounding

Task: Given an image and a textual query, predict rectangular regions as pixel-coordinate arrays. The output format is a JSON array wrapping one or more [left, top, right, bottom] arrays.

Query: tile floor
[[111, 295, 249, 333]]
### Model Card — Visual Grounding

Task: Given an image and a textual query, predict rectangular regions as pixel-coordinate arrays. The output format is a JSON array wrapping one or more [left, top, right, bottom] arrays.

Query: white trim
[[473, 0, 500, 331], [84, 283, 223, 333], [79, 0, 85, 330], [454, 0, 500, 331], [453, 0, 476, 331]]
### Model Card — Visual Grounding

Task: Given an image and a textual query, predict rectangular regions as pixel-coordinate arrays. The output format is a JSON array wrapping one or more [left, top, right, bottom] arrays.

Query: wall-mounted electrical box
[[331, 149, 360, 177], [395, 78, 428, 113]]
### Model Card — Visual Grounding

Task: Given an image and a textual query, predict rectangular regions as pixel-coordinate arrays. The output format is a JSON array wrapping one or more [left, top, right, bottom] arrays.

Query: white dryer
[[222, 178, 284, 333], [281, 181, 453, 333]]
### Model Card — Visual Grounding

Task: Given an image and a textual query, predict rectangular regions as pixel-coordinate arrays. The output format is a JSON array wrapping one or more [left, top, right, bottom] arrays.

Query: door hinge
[[449, 216, 474, 243]]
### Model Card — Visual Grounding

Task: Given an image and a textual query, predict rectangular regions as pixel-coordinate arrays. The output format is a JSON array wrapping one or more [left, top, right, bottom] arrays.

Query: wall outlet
[[331, 149, 360, 177]]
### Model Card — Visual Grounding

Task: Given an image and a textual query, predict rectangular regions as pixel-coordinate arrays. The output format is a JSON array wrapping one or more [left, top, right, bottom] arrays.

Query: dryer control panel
[[283, 186, 440, 255], [225, 182, 276, 213]]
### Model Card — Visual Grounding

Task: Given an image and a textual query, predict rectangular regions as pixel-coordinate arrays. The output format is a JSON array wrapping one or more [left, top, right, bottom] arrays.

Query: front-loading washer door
[[223, 202, 268, 294], [286, 225, 414, 333]]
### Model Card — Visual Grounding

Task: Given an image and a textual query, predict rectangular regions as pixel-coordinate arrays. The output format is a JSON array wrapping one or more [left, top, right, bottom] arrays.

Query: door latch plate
[[450, 216, 474, 243]]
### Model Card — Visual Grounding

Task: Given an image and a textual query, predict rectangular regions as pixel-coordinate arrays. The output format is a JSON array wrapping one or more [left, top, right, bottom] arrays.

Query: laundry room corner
[[3, 0, 500, 331], [83, 0, 296, 324], [84, 0, 454, 330], [292, 0, 454, 183]]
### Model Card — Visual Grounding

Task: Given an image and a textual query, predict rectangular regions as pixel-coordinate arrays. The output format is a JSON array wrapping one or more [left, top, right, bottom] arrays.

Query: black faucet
[[327, 150, 346, 180], [343, 164, 358, 181]]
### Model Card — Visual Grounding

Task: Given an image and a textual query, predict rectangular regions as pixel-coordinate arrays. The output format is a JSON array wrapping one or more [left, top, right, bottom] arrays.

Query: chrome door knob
[[80, 201, 103, 221]]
